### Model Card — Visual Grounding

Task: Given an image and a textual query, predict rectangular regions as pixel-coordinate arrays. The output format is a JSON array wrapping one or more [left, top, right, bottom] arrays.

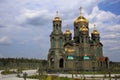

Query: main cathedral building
[[48, 8, 109, 71]]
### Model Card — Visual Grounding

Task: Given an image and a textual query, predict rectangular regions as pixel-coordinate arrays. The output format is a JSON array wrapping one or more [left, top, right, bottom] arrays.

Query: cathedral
[[48, 8, 109, 72]]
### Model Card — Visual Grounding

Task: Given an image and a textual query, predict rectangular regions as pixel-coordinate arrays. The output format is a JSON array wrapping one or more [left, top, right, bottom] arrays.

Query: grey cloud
[[0, 0, 7, 3], [25, 16, 51, 26], [0, 24, 6, 28], [0, 37, 12, 45], [0, 53, 4, 58]]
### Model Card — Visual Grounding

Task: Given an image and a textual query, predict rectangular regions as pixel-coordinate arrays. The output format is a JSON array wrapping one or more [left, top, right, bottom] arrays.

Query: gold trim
[[65, 47, 75, 53], [80, 25, 88, 32]]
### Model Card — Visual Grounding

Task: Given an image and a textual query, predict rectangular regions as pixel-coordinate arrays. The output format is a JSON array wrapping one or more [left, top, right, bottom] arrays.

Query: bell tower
[[48, 11, 65, 70], [64, 25, 72, 43], [91, 24, 103, 57], [52, 11, 62, 35], [91, 24, 100, 43]]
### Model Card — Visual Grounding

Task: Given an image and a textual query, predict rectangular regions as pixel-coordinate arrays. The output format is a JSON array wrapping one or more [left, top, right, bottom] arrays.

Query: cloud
[[0, 24, 6, 28], [102, 33, 119, 39], [107, 24, 120, 32], [0, 36, 12, 45], [17, 9, 52, 27], [88, 6, 120, 24], [0, 53, 4, 58], [109, 46, 120, 50], [103, 40, 118, 44], [102, 0, 120, 5]]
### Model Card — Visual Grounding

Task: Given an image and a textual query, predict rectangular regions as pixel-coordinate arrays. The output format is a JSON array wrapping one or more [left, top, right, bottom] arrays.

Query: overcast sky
[[0, 0, 120, 62]]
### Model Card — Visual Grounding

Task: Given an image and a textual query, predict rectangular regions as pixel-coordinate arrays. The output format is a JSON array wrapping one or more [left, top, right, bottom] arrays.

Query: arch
[[59, 58, 64, 68], [50, 58, 54, 68], [105, 57, 109, 68]]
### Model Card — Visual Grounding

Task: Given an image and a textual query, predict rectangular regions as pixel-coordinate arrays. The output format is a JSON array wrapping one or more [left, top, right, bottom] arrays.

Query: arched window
[[59, 58, 64, 68], [56, 24, 58, 30], [50, 58, 54, 68]]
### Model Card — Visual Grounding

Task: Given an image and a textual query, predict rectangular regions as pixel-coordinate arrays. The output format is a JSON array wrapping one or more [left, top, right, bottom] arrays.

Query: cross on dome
[[66, 24, 69, 30], [56, 11, 59, 17], [79, 7, 83, 16], [94, 24, 96, 30]]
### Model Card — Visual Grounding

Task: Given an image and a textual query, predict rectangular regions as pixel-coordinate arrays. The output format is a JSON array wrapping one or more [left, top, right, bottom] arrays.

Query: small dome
[[64, 25, 71, 35], [79, 25, 88, 32], [53, 11, 61, 22], [53, 16, 61, 22], [64, 29, 71, 35], [92, 30, 99, 34], [92, 24, 99, 35]]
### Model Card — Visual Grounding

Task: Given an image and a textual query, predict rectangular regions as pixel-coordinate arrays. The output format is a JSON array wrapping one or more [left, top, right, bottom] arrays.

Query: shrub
[[1, 70, 17, 75]]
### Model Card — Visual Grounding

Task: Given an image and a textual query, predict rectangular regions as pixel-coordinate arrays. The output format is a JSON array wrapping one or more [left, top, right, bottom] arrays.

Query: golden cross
[[66, 24, 69, 30], [56, 11, 58, 16], [94, 24, 96, 30], [79, 7, 82, 16]]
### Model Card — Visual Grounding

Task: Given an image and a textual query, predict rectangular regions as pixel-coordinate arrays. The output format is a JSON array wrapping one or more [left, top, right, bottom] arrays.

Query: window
[[50, 58, 54, 66], [59, 58, 64, 68], [76, 27, 78, 29], [83, 56, 90, 60], [67, 56, 74, 60], [59, 38, 62, 48], [56, 24, 58, 27]]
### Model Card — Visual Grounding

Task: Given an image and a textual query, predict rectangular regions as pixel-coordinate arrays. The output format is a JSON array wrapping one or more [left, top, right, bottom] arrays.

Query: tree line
[[0, 58, 47, 70]]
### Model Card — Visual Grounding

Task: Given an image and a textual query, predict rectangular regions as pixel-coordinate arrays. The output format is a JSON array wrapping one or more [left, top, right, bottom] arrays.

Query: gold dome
[[74, 7, 88, 23], [92, 24, 99, 34], [74, 16, 88, 23], [79, 25, 88, 32], [64, 29, 71, 35], [53, 11, 61, 22], [64, 25, 71, 35], [92, 30, 99, 34]]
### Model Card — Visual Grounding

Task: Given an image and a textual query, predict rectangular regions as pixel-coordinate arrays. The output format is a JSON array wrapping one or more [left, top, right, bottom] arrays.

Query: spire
[[79, 7, 82, 16], [94, 24, 96, 30], [56, 11, 59, 17], [53, 11, 61, 22], [64, 24, 71, 35], [92, 24, 99, 34], [66, 24, 69, 30]]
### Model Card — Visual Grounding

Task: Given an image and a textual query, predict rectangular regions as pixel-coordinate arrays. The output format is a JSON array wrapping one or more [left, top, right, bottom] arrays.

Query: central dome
[[74, 15, 88, 23], [74, 7, 88, 23]]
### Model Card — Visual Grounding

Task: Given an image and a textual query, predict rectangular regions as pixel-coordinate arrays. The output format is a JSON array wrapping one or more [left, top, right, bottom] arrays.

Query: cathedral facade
[[48, 8, 109, 71]]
